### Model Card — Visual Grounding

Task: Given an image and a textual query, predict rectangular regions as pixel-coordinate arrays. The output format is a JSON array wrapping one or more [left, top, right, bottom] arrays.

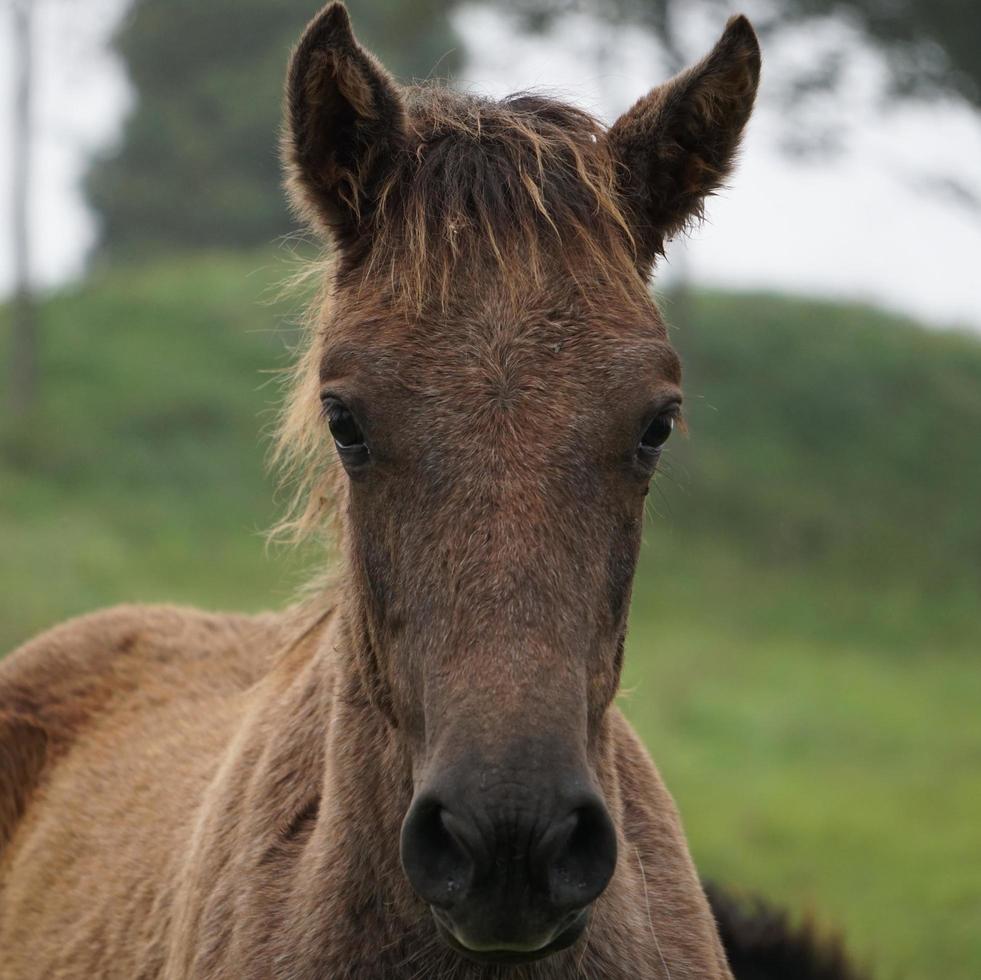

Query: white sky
[[1, 1, 979, 331]]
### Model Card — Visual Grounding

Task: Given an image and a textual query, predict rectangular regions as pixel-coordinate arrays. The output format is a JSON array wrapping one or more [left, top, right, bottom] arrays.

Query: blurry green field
[[1, 252, 979, 978]]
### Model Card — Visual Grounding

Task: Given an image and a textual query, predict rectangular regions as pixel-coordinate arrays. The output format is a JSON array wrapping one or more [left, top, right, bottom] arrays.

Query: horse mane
[[272, 86, 650, 546]]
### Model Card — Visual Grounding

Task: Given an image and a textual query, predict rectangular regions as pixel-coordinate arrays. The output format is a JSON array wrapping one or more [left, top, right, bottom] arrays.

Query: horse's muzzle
[[400, 771, 617, 961]]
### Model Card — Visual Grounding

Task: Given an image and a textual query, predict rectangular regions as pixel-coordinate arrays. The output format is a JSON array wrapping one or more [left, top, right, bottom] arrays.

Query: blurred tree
[[780, 0, 980, 107], [499, 0, 981, 110], [86, 0, 461, 253]]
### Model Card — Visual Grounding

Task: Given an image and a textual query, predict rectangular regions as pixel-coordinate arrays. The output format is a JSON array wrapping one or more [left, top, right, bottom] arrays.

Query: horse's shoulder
[[0, 603, 285, 852]]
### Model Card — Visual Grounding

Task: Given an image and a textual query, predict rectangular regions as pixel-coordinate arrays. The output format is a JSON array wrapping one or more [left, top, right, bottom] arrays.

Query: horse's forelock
[[364, 87, 646, 311]]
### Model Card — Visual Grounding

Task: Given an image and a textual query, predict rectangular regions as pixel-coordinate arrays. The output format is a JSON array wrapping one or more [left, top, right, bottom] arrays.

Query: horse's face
[[282, 2, 758, 964], [318, 286, 677, 958]]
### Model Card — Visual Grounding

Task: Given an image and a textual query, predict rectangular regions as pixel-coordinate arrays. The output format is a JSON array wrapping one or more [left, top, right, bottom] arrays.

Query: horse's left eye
[[322, 397, 368, 460], [638, 412, 676, 457]]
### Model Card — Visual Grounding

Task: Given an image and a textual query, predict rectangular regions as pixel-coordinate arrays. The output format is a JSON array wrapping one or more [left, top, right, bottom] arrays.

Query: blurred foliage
[[780, 0, 981, 105], [86, 0, 460, 254], [670, 290, 981, 614], [1, 251, 979, 976], [501, 0, 981, 108]]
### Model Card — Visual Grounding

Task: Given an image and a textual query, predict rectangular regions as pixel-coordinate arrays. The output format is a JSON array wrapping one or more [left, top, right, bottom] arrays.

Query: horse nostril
[[539, 797, 618, 912], [400, 796, 476, 910]]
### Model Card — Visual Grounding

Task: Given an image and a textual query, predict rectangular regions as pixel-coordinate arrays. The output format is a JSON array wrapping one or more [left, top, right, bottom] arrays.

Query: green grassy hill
[[2, 252, 979, 978]]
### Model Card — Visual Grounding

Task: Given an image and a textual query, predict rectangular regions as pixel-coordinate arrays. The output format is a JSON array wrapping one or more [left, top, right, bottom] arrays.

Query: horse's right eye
[[640, 413, 674, 452], [321, 397, 369, 462], [636, 403, 680, 467]]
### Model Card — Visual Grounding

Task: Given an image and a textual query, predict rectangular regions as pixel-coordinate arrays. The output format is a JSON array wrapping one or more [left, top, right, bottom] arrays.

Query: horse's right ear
[[282, 2, 407, 243], [607, 15, 760, 265]]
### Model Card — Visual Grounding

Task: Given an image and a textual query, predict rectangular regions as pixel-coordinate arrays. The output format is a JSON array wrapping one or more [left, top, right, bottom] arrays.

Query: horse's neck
[[253, 605, 429, 968]]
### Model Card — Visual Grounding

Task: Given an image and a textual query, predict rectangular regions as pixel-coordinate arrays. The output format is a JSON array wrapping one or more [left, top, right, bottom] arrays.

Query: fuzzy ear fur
[[607, 15, 761, 263], [282, 2, 407, 242]]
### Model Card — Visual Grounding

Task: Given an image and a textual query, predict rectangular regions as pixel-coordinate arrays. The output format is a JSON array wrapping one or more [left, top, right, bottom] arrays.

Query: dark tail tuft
[[705, 882, 871, 980]]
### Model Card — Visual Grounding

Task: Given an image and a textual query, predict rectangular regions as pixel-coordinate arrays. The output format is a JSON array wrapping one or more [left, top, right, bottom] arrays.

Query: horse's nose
[[400, 784, 617, 958], [399, 795, 478, 909], [532, 795, 618, 911]]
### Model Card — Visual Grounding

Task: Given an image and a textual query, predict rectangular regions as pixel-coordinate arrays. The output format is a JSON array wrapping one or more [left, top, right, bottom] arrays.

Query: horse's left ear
[[282, 2, 407, 243], [607, 15, 761, 264]]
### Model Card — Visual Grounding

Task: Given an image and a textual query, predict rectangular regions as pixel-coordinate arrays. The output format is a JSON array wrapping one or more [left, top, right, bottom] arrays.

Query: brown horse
[[0, 5, 823, 977]]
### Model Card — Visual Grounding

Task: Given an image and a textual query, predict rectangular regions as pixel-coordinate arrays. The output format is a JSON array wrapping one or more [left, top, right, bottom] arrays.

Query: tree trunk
[[8, 0, 38, 417]]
